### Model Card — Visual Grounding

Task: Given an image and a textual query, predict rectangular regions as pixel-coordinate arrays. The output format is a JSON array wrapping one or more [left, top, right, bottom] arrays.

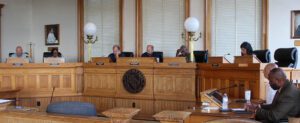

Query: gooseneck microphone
[[208, 84, 238, 96], [223, 53, 231, 63], [50, 86, 56, 103]]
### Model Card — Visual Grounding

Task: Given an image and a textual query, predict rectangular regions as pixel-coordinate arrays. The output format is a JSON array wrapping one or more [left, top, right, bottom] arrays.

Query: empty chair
[[121, 52, 134, 57], [46, 101, 97, 116], [194, 50, 208, 63], [274, 47, 298, 68], [253, 49, 271, 63], [205, 118, 260, 123]]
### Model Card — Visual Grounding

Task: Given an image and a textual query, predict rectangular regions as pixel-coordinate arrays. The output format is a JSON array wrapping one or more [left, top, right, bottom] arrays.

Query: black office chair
[[153, 51, 163, 63], [43, 52, 62, 58], [253, 49, 271, 63], [193, 50, 208, 63], [274, 47, 298, 68], [46, 101, 97, 116], [9, 52, 29, 57], [121, 52, 134, 57]]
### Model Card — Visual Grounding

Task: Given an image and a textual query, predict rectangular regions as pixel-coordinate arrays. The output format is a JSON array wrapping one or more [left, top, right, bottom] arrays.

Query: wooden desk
[[0, 89, 21, 98], [187, 100, 256, 123], [83, 58, 196, 119], [0, 63, 84, 112], [0, 63, 83, 98], [196, 63, 293, 100], [0, 111, 109, 123], [1, 61, 296, 120], [102, 108, 140, 123]]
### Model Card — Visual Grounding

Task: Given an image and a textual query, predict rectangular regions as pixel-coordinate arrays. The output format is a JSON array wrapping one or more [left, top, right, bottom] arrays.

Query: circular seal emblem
[[122, 69, 146, 93]]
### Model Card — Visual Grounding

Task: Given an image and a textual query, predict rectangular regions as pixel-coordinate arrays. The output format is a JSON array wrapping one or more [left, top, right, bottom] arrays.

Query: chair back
[[43, 52, 62, 58], [253, 49, 271, 63], [194, 50, 208, 63], [46, 101, 97, 116], [153, 51, 163, 63], [9, 52, 29, 57], [121, 52, 134, 57], [274, 47, 298, 68]]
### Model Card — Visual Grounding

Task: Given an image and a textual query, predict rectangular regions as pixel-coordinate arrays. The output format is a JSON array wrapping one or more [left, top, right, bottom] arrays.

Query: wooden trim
[[77, 0, 84, 62], [0, 4, 4, 62], [136, 0, 142, 57], [119, 0, 124, 51], [136, 0, 191, 56], [204, 0, 212, 55], [185, 0, 190, 49], [77, 0, 124, 61], [262, 0, 269, 49]]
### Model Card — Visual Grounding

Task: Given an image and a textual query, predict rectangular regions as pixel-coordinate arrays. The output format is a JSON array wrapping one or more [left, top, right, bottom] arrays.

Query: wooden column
[[77, 0, 84, 62], [0, 4, 4, 62]]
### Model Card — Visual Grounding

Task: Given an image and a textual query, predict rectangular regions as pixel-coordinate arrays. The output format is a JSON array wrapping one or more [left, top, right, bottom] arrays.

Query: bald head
[[15, 46, 23, 57], [264, 63, 278, 78], [146, 45, 154, 54], [269, 68, 287, 80], [268, 68, 287, 90]]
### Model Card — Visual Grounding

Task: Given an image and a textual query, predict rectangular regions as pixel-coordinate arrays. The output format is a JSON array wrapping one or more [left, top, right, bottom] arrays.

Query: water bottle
[[222, 93, 228, 109]]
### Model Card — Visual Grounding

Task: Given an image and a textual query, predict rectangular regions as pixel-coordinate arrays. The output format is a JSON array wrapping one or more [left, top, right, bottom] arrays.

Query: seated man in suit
[[10, 46, 32, 62], [141, 45, 154, 57], [246, 68, 300, 123], [263, 63, 278, 104], [108, 45, 123, 63]]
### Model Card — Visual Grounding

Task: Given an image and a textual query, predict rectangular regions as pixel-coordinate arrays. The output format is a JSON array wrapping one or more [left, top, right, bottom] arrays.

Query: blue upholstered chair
[[46, 101, 97, 116]]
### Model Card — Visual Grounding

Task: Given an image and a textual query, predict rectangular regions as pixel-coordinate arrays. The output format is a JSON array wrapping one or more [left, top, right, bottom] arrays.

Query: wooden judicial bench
[[84, 57, 196, 118], [0, 56, 299, 122]]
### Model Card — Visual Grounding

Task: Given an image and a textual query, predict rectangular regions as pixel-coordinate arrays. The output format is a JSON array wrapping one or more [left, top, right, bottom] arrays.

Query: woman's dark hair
[[240, 42, 253, 55]]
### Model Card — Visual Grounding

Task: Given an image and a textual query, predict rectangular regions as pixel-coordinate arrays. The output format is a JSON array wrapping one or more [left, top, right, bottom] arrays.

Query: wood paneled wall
[[0, 63, 83, 98]]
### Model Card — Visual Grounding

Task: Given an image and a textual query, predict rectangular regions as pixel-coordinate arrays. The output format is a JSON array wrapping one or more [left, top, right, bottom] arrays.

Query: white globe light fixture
[[84, 22, 98, 62], [184, 17, 199, 33], [84, 22, 97, 36], [183, 17, 201, 62]]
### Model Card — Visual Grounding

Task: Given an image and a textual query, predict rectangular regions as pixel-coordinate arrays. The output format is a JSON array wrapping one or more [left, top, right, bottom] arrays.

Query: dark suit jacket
[[141, 52, 153, 57], [108, 53, 125, 63], [255, 80, 300, 123]]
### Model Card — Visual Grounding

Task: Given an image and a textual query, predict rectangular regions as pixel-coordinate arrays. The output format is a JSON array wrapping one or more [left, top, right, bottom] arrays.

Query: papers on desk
[[202, 106, 220, 110], [0, 99, 12, 104], [231, 108, 245, 112], [232, 108, 252, 114]]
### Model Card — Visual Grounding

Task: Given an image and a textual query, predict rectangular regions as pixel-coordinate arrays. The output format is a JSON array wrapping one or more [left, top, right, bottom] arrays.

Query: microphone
[[223, 53, 231, 63], [208, 84, 238, 96], [50, 86, 56, 103], [223, 53, 230, 56]]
